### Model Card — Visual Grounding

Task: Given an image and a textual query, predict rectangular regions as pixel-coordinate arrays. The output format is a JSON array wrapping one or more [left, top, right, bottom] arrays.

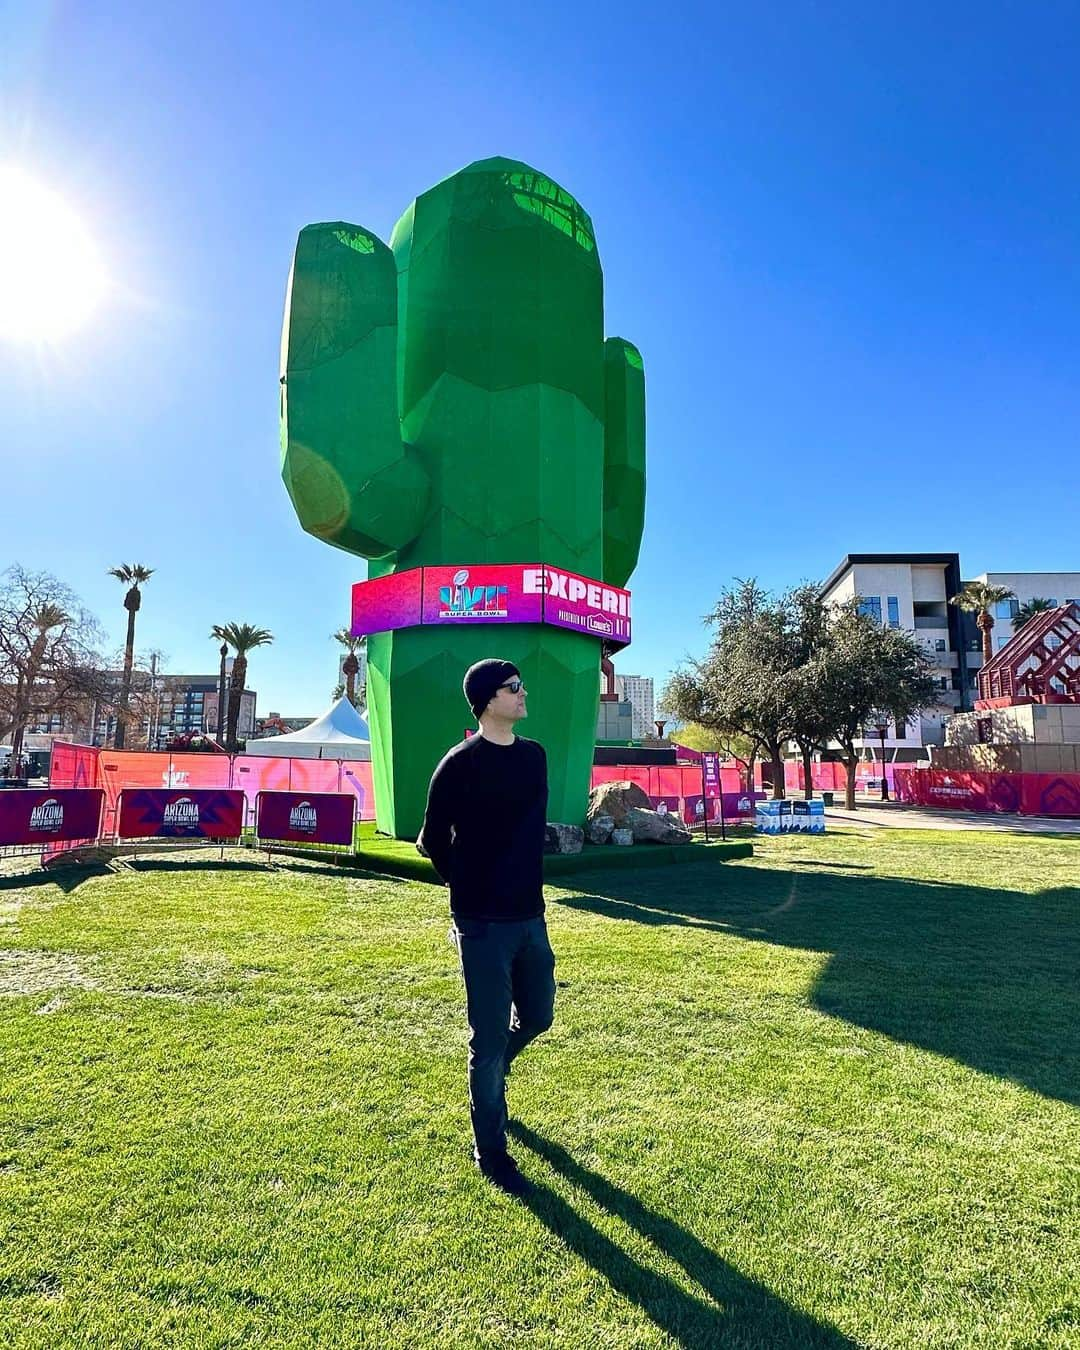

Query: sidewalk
[[824, 798, 1080, 834]]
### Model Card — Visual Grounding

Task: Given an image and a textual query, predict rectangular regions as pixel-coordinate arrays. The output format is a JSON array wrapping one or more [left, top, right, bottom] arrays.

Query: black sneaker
[[476, 1151, 530, 1198]]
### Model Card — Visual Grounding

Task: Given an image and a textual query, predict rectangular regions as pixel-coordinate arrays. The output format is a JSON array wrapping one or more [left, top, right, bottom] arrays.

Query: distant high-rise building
[[615, 674, 655, 740]]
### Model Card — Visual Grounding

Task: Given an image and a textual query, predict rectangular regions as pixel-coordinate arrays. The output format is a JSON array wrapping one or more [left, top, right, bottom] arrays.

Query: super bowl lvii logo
[[438, 569, 509, 620]]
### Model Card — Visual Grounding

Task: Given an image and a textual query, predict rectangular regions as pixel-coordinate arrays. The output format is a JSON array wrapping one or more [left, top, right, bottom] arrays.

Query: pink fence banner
[[0, 789, 104, 846], [255, 791, 355, 845], [895, 768, 1080, 817], [117, 789, 245, 839], [234, 758, 373, 822], [48, 742, 101, 790]]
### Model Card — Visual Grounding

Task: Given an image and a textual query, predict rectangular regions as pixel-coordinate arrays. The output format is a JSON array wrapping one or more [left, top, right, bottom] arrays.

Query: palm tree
[[333, 629, 366, 708], [6, 603, 69, 774], [949, 581, 1016, 666], [1013, 597, 1056, 632], [108, 563, 154, 749], [211, 622, 274, 751]]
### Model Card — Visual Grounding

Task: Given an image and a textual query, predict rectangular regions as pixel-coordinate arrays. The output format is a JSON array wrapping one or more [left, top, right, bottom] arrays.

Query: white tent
[[242, 697, 371, 760]]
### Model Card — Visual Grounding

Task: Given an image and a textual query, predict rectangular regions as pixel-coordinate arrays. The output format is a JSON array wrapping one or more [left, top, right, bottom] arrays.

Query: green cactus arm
[[280, 222, 429, 559], [601, 337, 646, 588]]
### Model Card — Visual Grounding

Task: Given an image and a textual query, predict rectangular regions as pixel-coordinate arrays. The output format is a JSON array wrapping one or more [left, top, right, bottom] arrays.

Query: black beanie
[[463, 658, 521, 719]]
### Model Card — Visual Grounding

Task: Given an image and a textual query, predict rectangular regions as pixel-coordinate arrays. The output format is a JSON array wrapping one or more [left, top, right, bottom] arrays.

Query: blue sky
[[3, 1, 1079, 716]]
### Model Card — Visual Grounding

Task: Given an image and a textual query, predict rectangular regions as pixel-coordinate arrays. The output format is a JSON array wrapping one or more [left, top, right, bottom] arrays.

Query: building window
[[935, 639, 947, 652], [938, 677, 949, 690], [997, 637, 1009, 650], [887, 596, 900, 628], [995, 598, 1018, 619], [858, 596, 882, 623], [1047, 598, 1057, 607], [894, 720, 906, 740]]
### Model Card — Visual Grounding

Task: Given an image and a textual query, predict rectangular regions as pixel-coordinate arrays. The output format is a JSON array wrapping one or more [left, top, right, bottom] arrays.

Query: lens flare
[[0, 165, 107, 342]]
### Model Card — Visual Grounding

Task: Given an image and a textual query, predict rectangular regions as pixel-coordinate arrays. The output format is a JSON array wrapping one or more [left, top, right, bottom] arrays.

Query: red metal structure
[[976, 602, 1080, 707]]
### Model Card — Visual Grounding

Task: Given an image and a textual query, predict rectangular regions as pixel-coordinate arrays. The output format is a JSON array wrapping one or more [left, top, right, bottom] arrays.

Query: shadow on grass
[[0, 864, 113, 895], [511, 1123, 856, 1349], [119, 856, 403, 883], [0, 854, 406, 893], [557, 860, 1080, 1106]]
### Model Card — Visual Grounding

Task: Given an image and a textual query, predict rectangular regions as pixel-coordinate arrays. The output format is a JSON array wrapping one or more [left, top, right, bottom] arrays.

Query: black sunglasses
[[498, 678, 525, 694]]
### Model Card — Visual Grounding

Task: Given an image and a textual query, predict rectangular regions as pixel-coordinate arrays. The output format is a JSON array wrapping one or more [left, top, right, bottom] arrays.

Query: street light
[[875, 721, 890, 801], [217, 642, 228, 744]]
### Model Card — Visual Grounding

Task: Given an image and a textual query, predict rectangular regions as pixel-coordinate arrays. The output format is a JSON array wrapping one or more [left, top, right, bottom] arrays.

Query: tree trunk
[[801, 743, 814, 800], [843, 751, 857, 810], [114, 597, 139, 749], [226, 655, 247, 752], [769, 744, 785, 800], [977, 610, 995, 666], [8, 722, 25, 776], [745, 750, 757, 800], [343, 652, 359, 705]]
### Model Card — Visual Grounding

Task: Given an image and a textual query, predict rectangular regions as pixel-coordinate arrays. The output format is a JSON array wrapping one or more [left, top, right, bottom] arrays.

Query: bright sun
[[0, 165, 107, 343]]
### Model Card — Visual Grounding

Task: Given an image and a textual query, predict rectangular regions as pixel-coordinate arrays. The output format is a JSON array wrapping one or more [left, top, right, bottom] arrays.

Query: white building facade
[[615, 673, 656, 740], [970, 572, 1080, 654], [820, 553, 971, 754]]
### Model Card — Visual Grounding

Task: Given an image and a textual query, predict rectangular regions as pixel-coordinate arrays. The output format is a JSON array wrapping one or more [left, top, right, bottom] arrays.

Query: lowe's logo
[[438, 569, 508, 619]]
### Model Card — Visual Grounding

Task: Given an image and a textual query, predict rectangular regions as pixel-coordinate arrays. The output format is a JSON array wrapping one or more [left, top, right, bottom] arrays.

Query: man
[[418, 658, 555, 1197]]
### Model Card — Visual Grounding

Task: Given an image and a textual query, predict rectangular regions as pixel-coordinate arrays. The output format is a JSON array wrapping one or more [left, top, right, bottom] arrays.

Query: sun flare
[[0, 165, 107, 343]]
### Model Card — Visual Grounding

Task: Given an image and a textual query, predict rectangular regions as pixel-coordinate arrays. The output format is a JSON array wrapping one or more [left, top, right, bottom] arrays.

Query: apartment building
[[969, 572, 1080, 658], [820, 553, 971, 753], [615, 673, 656, 740], [26, 670, 256, 747]]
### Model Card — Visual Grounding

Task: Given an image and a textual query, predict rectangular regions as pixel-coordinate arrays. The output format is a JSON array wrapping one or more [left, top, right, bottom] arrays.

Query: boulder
[[625, 806, 692, 845], [586, 780, 651, 828], [544, 823, 584, 855], [611, 828, 634, 846], [586, 812, 615, 845]]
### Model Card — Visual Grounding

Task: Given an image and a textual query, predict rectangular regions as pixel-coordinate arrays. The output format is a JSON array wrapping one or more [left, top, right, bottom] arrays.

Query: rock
[[625, 806, 692, 845], [586, 813, 615, 845], [611, 828, 634, 846], [544, 823, 584, 855], [586, 781, 651, 828]]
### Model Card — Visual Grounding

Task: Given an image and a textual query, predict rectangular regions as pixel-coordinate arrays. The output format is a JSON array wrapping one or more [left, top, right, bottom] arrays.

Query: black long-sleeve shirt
[[418, 734, 548, 921]]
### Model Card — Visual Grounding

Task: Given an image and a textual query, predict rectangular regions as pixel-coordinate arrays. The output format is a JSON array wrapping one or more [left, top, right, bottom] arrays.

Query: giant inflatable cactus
[[281, 158, 645, 838]]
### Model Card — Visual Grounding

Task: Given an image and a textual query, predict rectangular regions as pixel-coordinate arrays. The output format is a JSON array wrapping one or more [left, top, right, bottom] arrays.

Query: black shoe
[[476, 1151, 530, 1198]]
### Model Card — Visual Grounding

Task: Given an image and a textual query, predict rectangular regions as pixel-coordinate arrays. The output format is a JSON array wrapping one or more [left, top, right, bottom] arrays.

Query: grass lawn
[[0, 829, 1077, 1348]]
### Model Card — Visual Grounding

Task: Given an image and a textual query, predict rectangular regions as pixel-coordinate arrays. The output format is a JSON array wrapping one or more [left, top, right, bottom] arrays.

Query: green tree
[[1013, 597, 1056, 632], [210, 623, 274, 751], [949, 581, 1015, 667], [812, 601, 937, 810], [669, 721, 761, 793], [663, 579, 803, 800], [108, 563, 154, 749], [786, 583, 836, 800]]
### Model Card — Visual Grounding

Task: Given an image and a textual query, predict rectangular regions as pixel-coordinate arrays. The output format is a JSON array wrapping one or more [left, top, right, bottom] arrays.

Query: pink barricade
[[0, 788, 104, 847], [895, 768, 1080, 817], [50, 745, 376, 836], [255, 791, 356, 846], [117, 789, 245, 840], [233, 758, 373, 825]]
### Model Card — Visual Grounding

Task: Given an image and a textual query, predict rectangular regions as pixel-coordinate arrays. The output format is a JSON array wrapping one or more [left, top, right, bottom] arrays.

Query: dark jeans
[[451, 915, 556, 1161]]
